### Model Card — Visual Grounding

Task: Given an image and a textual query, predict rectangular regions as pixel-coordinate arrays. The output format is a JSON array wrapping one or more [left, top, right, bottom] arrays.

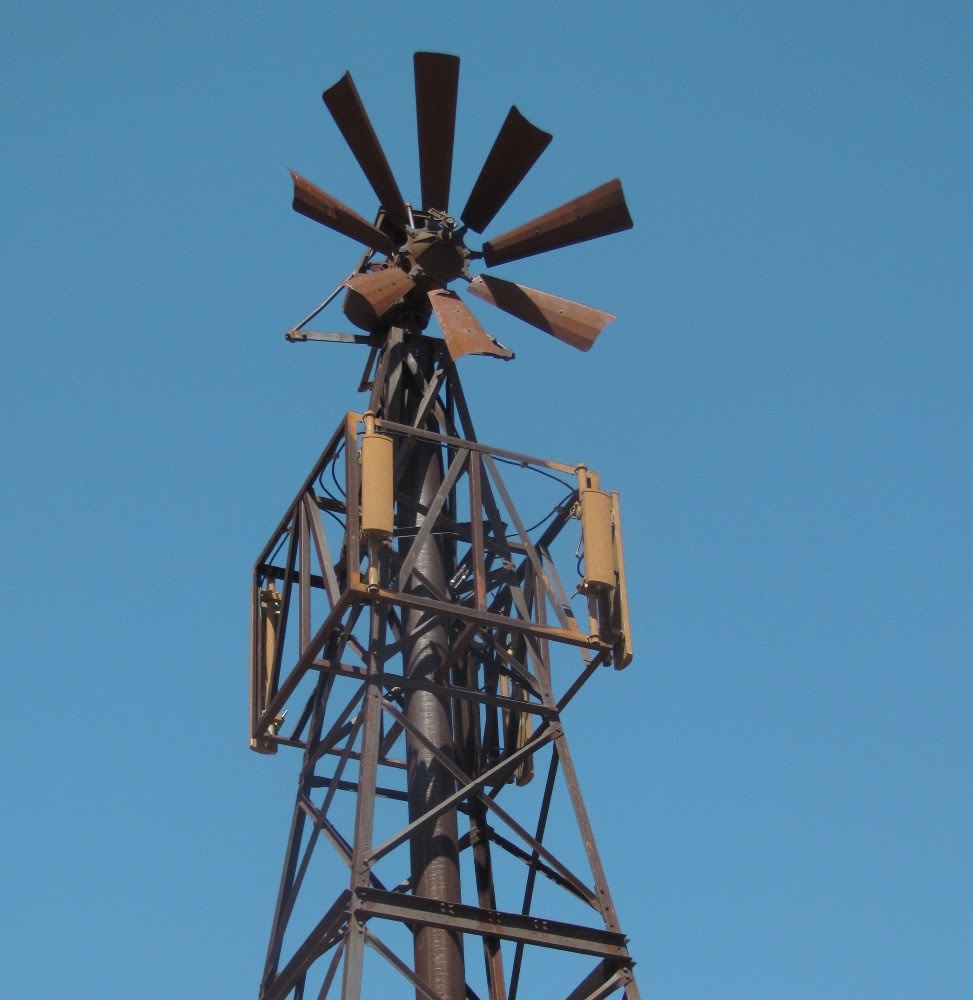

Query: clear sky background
[[2, 3, 970, 997]]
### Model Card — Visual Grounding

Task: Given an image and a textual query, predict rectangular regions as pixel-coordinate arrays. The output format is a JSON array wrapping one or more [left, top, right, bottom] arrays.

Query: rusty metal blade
[[289, 170, 396, 256], [482, 179, 633, 267], [461, 106, 552, 234], [467, 274, 615, 352], [322, 72, 408, 226], [341, 269, 416, 332], [414, 52, 460, 212], [427, 289, 513, 362]]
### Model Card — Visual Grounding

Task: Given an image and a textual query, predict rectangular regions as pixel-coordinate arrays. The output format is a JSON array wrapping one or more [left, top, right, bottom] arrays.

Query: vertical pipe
[[393, 334, 466, 1000]]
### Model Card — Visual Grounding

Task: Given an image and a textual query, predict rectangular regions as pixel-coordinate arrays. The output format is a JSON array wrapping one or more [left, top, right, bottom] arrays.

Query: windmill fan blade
[[482, 179, 633, 267], [428, 289, 513, 362], [461, 106, 552, 234], [342, 269, 416, 332], [322, 72, 409, 227], [467, 274, 615, 352], [289, 170, 396, 256], [414, 52, 460, 212]]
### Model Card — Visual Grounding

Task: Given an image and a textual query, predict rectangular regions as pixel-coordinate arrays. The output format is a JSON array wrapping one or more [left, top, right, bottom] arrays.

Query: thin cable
[[522, 506, 561, 535], [316, 440, 347, 503], [316, 469, 341, 505], [321, 507, 346, 529], [330, 443, 346, 498], [492, 453, 574, 490], [264, 531, 288, 572]]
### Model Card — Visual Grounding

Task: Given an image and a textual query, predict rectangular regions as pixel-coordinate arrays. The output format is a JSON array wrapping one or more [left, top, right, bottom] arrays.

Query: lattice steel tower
[[250, 52, 640, 1000]]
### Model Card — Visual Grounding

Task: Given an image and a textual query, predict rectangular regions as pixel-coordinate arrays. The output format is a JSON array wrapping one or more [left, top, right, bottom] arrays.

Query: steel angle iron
[[251, 50, 640, 1000]]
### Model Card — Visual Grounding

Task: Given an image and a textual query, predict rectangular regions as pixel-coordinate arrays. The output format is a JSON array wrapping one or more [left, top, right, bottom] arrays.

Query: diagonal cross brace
[[372, 700, 597, 907]]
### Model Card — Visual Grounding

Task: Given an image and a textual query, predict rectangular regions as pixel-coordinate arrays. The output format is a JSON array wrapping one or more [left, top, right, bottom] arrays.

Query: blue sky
[[2, 3, 970, 997]]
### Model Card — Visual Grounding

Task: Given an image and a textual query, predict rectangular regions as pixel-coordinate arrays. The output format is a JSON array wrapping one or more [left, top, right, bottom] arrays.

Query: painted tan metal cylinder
[[360, 431, 394, 539], [251, 584, 281, 754], [580, 486, 615, 591]]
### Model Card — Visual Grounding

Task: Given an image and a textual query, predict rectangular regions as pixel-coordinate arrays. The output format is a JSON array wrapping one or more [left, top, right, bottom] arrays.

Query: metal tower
[[250, 52, 639, 1000]]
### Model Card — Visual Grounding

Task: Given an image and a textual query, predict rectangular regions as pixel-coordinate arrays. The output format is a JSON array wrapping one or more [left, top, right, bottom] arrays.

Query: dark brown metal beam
[[355, 888, 631, 959], [259, 890, 351, 1000]]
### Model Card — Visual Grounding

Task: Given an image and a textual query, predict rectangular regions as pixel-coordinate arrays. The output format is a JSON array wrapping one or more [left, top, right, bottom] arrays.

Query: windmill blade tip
[[414, 50, 460, 63], [510, 105, 553, 142], [608, 178, 635, 228], [323, 70, 353, 101], [287, 168, 310, 199]]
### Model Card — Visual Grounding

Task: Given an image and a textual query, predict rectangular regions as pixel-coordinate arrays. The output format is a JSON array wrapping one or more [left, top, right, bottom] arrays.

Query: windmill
[[251, 52, 640, 1000]]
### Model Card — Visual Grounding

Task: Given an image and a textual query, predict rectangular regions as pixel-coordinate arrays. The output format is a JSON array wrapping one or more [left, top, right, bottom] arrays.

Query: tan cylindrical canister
[[360, 431, 394, 538], [580, 486, 615, 591]]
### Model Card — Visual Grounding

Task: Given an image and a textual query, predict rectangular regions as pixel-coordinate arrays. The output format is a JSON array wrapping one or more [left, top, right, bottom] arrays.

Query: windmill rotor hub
[[403, 226, 470, 286], [290, 49, 632, 359]]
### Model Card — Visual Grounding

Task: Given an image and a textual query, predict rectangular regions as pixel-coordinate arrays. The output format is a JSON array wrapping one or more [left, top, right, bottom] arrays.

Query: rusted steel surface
[[343, 412, 361, 585], [358, 585, 604, 651], [314, 664, 558, 719], [362, 929, 447, 1000], [396, 338, 466, 999], [288, 53, 634, 361], [341, 601, 388, 999], [373, 412, 578, 475], [414, 52, 460, 211], [260, 891, 351, 1000], [461, 106, 552, 234], [289, 170, 396, 255], [467, 274, 615, 352], [563, 962, 629, 1000], [468, 453, 487, 611], [428, 288, 513, 362], [322, 72, 408, 226], [364, 716, 559, 868], [247, 411, 625, 751], [341, 268, 415, 331], [355, 889, 631, 959], [284, 329, 377, 345], [483, 179, 633, 267], [609, 492, 634, 669], [255, 592, 356, 738], [258, 47, 640, 999], [393, 445, 468, 586]]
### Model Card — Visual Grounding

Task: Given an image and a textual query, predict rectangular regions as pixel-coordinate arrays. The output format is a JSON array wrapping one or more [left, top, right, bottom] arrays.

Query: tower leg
[[342, 602, 388, 999]]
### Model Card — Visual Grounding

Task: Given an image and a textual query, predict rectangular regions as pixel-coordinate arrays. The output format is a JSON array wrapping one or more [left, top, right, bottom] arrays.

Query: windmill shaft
[[395, 339, 466, 999]]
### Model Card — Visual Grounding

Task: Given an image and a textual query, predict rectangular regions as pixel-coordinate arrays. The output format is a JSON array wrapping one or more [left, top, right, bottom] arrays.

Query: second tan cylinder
[[580, 486, 615, 591]]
